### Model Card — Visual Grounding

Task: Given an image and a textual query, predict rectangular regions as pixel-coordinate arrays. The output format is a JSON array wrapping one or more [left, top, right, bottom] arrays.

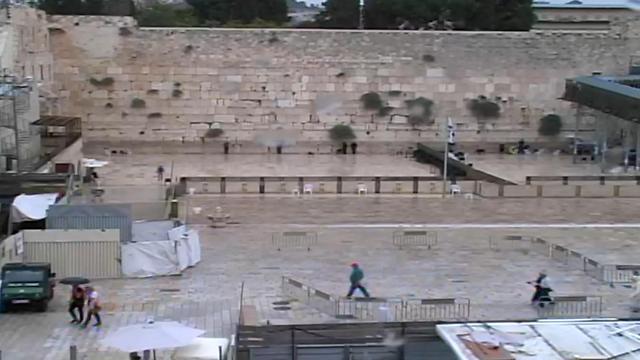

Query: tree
[[329, 124, 356, 142], [185, 0, 287, 25], [37, 0, 134, 15], [136, 3, 199, 27], [317, 0, 534, 31], [316, 0, 360, 29], [538, 114, 563, 137]]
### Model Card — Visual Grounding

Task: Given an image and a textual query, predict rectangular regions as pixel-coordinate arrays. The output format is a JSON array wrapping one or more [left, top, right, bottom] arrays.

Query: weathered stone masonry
[[47, 15, 640, 142]]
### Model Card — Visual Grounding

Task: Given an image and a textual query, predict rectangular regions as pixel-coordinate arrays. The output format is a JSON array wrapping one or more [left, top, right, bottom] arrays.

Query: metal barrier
[[336, 297, 403, 321], [530, 237, 551, 256], [281, 276, 338, 316], [601, 265, 640, 284], [403, 298, 470, 321], [392, 230, 437, 250], [272, 231, 318, 251], [282, 277, 471, 322], [550, 244, 570, 265], [537, 296, 603, 318], [489, 235, 533, 251]]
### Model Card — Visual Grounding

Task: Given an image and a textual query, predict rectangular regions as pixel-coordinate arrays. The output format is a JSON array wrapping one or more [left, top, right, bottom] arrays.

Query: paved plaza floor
[[2, 152, 640, 359]]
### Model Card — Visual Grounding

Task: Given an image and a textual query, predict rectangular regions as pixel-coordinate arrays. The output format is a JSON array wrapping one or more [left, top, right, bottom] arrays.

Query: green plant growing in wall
[[329, 124, 356, 142], [131, 98, 146, 108], [89, 77, 115, 87], [405, 97, 434, 127], [377, 106, 394, 117], [538, 114, 563, 137], [172, 89, 183, 98], [206, 128, 224, 138], [360, 92, 383, 111], [468, 96, 501, 124]]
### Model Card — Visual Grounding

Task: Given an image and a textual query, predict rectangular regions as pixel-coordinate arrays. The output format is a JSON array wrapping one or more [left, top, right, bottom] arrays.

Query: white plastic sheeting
[[122, 225, 200, 278], [11, 193, 59, 222]]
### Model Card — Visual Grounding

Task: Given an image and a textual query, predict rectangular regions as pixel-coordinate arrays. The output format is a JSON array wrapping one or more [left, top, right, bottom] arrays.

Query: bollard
[[69, 345, 77, 360]]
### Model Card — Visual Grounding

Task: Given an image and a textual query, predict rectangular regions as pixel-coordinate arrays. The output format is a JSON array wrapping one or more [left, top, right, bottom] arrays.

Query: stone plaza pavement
[[4, 152, 640, 358], [2, 220, 640, 359]]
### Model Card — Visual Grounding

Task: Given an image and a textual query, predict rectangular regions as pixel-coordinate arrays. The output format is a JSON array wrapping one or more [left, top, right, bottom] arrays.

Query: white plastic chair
[[357, 183, 368, 195], [449, 184, 461, 196], [303, 184, 313, 195], [292, 188, 300, 196]]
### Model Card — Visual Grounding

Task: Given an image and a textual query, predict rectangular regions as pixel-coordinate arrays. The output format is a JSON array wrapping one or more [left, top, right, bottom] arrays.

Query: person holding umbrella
[[60, 277, 90, 324], [69, 285, 86, 324]]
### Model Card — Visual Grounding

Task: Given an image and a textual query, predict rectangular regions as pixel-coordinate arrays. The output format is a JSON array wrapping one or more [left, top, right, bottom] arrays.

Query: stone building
[[533, 1, 640, 30]]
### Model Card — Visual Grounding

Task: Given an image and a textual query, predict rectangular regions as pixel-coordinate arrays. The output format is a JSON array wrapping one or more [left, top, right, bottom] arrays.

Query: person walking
[[68, 285, 86, 324], [347, 263, 370, 298], [528, 270, 553, 307], [156, 165, 165, 182], [82, 286, 102, 328]]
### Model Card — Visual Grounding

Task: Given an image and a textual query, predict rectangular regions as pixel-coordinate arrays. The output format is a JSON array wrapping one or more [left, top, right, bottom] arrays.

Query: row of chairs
[[293, 183, 369, 196]]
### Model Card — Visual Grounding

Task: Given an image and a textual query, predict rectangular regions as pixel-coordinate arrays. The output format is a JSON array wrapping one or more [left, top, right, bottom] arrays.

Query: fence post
[[562, 176, 568, 185], [413, 177, 419, 194], [526, 176, 531, 185], [220, 177, 226, 194], [337, 177, 342, 194], [69, 345, 77, 360], [375, 177, 381, 194], [259, 177, 265, 194]]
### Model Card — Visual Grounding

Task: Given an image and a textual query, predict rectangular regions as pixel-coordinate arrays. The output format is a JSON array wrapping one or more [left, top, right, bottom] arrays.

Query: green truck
[[0, 263, 56, 312]]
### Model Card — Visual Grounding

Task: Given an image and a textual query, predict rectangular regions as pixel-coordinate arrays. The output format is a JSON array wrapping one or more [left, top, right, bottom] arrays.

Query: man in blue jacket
[[347, 262, 370, 298]]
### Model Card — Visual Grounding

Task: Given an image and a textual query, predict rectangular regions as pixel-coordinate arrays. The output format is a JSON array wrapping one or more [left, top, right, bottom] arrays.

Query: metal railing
[[282, 276, 470, 322], [392, 230, 438, 250], [537, 296, 603, 318], [272, 231, 318, 251], [526, 175, 640, 185], [498, 235, 639, 284], [402, 298, 471, 321]]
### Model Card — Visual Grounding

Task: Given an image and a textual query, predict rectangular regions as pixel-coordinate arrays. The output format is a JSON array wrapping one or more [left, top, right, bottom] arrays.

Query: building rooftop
[[534, 0, 640, 9]]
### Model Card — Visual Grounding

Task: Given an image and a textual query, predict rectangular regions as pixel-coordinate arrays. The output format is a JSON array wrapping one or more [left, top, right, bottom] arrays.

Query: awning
[[11, 193, 59, 222]]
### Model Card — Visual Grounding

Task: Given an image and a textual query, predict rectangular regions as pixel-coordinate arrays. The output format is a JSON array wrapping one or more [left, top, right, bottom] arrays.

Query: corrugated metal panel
[[47, 204, 132, 243], [23, 240, 121, 279]]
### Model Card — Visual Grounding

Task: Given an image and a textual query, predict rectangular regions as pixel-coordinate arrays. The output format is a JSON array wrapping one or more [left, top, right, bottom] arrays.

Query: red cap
[[351, 262, 359, 267]]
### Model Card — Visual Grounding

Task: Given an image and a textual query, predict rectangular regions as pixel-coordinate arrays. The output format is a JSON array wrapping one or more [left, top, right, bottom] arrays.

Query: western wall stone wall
[[47, 14, 640, 143]]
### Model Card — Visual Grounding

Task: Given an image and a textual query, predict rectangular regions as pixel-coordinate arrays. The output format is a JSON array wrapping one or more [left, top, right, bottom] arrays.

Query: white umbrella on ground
[[101, 320, 205, 353]]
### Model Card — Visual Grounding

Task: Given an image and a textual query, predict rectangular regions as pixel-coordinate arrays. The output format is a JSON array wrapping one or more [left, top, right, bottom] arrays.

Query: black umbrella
[[59, 277, 90, 285]]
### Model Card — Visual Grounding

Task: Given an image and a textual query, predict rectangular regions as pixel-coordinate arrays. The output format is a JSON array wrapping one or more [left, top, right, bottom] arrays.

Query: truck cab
[[1, 263, 55, 312]]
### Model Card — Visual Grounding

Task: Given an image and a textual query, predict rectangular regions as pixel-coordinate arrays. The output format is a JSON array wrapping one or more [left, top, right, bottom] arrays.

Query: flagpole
[[442, 117, 449, 199]]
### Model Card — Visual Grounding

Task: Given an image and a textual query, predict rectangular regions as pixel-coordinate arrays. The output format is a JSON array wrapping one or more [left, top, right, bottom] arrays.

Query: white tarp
[[11, 193, 58, 222], [121, 226, 200, 278], [169, 225, 201, 270]]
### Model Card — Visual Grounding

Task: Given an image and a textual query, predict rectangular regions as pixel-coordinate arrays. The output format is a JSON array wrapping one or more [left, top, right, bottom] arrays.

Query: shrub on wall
[[538, 114, 563, 137], [360, 92, 383, 111], [329, 124, 356, 142], [405, 97, 434, 126], [131, 98, 146, 108], [206, 128, 224, 138], [468, 96, 500, 121], [172, 89, 183, 98], [89, 77, 114, 87]]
